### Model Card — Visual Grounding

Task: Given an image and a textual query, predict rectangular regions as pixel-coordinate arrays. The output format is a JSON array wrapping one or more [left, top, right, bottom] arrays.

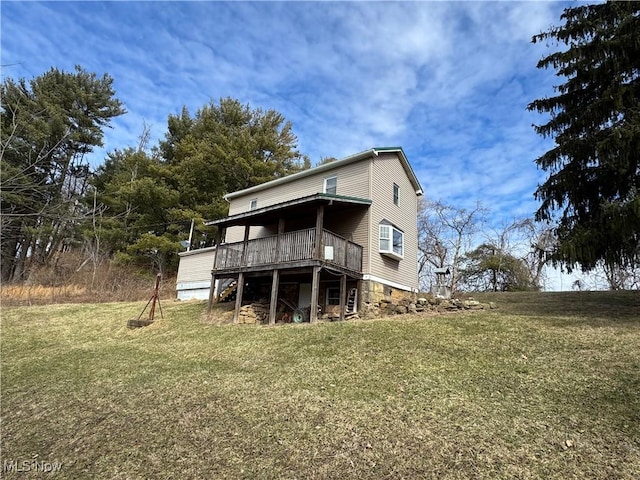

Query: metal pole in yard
[[149, 273, 161, 321], [187, 219, 195, 251]]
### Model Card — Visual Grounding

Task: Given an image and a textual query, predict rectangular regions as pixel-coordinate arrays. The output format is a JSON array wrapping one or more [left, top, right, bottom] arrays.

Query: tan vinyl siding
[[228, 161, 371, 215], [224, 225, 278, 243], [368, 152, 419, 290], [215, 149, 420, 291], [225, 226, 243, 243], [176, 247, 217, 283], [324, 208, 369, 244], [324, 206, 370, 272]]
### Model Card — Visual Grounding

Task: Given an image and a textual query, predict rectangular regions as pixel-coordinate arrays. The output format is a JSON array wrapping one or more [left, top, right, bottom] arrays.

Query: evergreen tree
[[1, 66, 125, 282], [528, 2, 640, 272], [90, 146, 187, 275], [91, 97, 310, 275], [159, 97, 310, 223], [92, 147, 179, 252]]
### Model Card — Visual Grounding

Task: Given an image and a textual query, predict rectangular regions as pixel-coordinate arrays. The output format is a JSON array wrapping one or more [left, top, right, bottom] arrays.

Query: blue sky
[[3, 1, 589, 287]]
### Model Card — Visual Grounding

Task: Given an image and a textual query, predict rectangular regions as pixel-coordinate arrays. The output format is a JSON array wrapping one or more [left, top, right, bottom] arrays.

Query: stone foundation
[[361, 279, 416, 305], [360, 279, 416, 318]]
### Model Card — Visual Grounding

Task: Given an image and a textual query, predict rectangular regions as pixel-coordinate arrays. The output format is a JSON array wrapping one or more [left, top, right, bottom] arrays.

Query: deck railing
[[214, 228, 362, 273]]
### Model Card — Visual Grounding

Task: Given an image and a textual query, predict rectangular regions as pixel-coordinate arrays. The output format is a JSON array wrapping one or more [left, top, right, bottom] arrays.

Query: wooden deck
[[214, 228, 362, 274]]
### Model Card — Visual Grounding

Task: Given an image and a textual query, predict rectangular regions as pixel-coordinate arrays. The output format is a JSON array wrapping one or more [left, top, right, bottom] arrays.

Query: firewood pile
[[238, 303, 269, 324]]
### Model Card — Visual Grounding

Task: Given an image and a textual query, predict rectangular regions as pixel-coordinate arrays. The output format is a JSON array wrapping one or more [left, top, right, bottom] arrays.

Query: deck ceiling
[[206, 193, 372, 228]]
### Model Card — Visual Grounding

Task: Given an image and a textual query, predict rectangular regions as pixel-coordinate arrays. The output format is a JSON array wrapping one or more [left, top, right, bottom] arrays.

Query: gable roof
[[224, 147, 423, 201]]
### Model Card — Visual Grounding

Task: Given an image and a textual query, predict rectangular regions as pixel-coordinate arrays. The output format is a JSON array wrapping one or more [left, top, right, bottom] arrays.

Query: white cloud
[[2, 0, 572, 279]]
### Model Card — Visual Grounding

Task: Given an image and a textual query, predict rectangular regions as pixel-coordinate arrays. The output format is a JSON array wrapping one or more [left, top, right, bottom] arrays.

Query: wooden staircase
[[346, 288, 357, 314], [218, 281, 237, 303]]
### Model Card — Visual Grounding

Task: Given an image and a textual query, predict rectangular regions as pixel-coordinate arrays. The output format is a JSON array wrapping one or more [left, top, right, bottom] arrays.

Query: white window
[[324, 176, 337, 195], [379, 223, 404, 260], [249, 199, 258, 210], [393, 183, 399, 206]]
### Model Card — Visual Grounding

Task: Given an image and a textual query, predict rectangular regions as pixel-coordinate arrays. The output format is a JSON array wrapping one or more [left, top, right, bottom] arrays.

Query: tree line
[[1, 67, 310, 283], [420, 1, 639, 292], [1, 2, 638, 291], [0, 66, 549, 292]]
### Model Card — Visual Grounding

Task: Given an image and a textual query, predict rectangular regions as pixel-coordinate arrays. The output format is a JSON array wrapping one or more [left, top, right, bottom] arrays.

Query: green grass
[[1, 292, 639, 479]]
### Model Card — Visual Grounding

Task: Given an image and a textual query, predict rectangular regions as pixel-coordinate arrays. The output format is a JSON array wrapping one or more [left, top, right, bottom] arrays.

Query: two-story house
[[176, 147, 423, 323]]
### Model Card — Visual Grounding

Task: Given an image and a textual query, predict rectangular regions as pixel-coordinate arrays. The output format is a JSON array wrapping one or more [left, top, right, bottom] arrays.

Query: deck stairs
[[218, 281, 238, 303], [346, 288, 357, 314]]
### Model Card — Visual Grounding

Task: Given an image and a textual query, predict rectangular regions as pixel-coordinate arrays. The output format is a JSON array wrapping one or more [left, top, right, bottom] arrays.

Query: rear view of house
[[176, 147, 423, 322]]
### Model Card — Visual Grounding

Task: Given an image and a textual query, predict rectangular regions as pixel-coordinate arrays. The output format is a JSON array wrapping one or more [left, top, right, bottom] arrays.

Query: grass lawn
[[1, 291, 639, 479]]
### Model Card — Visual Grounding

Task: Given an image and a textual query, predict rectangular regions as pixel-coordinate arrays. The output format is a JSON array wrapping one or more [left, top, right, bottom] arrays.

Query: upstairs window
[[324, 176, 337, 195], [379, 223, 404, 260], [249, 199, 258, 210], [393, 183, 399, 206]]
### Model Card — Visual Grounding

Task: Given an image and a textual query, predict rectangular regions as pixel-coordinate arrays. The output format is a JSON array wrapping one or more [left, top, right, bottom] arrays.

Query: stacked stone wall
[[360, 280, 495, 318]]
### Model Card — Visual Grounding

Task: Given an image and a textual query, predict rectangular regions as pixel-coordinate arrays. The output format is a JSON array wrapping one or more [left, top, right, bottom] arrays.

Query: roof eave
[[223, 146, 423, 200], [223, 148, 380, 201], [375, 147, 424, 196], [206, 193, 372, 228]]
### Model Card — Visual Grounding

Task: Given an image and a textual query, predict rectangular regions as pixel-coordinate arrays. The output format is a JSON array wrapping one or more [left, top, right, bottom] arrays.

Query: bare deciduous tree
[[417, 198, 486, 294]]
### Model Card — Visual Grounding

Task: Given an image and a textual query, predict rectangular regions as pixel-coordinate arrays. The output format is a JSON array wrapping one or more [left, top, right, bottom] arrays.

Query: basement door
[[298, 283, 311, 308]]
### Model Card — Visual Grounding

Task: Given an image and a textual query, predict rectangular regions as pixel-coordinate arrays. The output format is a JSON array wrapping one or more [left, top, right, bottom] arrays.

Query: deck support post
[[269, 269, 279, 325], [274, 218, 284, 262], [315, 204, 324, 259], [207, 273, 217, 313], [339, 274, 347, 321], [207, 243, 221, 314], [310, 265, 321, 323], [233, 272, 245, 324], [240, 226, 250, 265]]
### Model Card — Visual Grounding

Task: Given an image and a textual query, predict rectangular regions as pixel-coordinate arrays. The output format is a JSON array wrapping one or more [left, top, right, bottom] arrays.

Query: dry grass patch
[[0, 284, 89, 305], [0, 255, 177, 306], [1, 292, 639, 479], [0, 279, 177, 306]]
